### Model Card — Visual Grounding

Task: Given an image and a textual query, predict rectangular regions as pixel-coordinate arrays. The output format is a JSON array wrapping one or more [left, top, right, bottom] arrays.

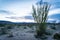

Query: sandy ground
[[0, 25, 60, 40], [0, 27, 38, 40]]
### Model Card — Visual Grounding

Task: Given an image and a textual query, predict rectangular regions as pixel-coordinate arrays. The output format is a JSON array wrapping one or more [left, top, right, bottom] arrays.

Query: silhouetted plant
[[32, 0, 50, 38], [53, 32, 60, 40]]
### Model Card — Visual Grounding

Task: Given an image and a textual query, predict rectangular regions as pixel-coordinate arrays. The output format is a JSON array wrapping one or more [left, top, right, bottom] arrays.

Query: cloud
[[6, 15, 34, 20], [6, 16, 25, 19], [48, 14, 60, 20], [47, 14, 60, 23], [47, 18, 60, 23], [43, 0, 60, 3], [0, 10, 15, 19], [0, 0, 60, 22], [0, 10, 14, 15], [0, 0, 35, 17], [24, 16, 33, 20], [48, 8, 60, 16], [6, 16, 34, 22], [0, 0, 36, 22], [0, 16, 34, 22]]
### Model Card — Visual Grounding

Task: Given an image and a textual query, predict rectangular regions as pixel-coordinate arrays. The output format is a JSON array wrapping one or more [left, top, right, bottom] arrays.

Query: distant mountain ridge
[[0, 20, 13, 24], [0, 20, 60, 25], [0, 20, 35, 24]]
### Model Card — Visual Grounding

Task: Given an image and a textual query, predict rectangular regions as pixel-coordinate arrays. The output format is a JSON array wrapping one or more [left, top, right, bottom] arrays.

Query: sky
[[0, 0, 60, 23]]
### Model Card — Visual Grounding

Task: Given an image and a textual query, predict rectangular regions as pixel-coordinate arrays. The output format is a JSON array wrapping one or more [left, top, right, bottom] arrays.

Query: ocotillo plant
[[32, 1, 50, 37]]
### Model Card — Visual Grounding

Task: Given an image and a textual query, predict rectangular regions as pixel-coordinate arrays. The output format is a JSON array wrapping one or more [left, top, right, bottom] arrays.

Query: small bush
[[0, 28, 8, 35], [7, 32, 14, 38], [24, 27, 27, 29], [7, 26, 13, 29], [53, 33, 60, 39]]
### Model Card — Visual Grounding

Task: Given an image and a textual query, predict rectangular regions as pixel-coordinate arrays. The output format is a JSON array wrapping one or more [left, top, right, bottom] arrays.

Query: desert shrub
[[7, 26, 13, 29], [24, 26, 27, 29], [53, 32, 60, 39], [0, 24, 5, 27], [0, 27, 8, 35], [7, 33, 14, 37], [32, 0, 50, 38], [50, 25, 56, 30]]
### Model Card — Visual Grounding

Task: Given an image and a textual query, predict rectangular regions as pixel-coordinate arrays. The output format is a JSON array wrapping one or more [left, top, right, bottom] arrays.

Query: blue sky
[[0, 0, 60, 22]]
